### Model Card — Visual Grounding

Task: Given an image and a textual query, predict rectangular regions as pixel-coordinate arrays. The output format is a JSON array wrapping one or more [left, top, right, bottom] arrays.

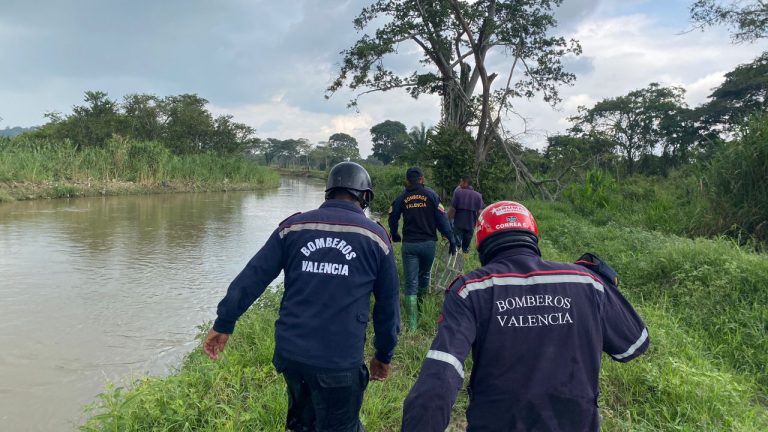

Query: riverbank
[[275, 167, 327, 180], [0, 178, 278, 202], [81, 201, 768, 431], [0, 137, 280, 202]]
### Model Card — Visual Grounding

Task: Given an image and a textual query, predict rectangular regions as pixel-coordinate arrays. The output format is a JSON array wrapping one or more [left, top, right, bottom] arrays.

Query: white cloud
[[501, 13, 764, 150], [1, 0, 765, 159], [684, 72, 728, 105], [213, 88, 442, 158]]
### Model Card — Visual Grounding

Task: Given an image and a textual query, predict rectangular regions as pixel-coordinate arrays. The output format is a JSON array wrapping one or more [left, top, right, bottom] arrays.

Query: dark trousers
[[453, 227, 474, 252], [275, 355, 369, 432], [401, 240, 436, 295]]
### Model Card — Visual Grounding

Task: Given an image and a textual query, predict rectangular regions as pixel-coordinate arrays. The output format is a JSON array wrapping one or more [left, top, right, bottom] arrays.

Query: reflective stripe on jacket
[[403, 248, 648, 431], [214, 199, 400, 369]]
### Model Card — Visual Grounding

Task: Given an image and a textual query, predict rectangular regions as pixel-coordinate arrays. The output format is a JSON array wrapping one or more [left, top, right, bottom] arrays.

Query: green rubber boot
[[405, 295, 418, 331]]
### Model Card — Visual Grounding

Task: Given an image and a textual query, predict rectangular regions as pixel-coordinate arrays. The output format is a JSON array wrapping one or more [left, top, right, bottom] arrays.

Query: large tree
[[70, 91, 124, 149], [697, 52, 768, 132], [370, 120, 410, 164], [569, 83, 689, 174], [159, 94, 214, 154], [327, 0, 580, 181], [122, 93, 163, 142], [690, 0, 768, 43], [327, 133, 361, 164]]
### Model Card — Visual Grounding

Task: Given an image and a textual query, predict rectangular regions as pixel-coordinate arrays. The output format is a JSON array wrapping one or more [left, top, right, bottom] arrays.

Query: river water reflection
[[0, 178, 326, 431]]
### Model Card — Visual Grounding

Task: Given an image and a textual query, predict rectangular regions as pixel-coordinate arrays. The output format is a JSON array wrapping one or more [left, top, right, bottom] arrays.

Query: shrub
[[564, 169, 617, 219]]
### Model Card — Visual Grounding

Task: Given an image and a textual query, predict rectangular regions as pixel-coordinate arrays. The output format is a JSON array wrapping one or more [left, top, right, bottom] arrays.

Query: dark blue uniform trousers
[[275, 355, 369, 432]]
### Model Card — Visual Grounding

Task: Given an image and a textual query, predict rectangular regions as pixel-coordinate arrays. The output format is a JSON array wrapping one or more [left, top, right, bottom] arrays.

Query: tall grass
[[81, 201, 768, 431], [0, 136, 279, 189], [706, 114, 768, 243]]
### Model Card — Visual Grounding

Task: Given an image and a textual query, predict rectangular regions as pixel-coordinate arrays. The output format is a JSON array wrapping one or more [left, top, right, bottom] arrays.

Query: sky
[[0, 0, 765, 156]]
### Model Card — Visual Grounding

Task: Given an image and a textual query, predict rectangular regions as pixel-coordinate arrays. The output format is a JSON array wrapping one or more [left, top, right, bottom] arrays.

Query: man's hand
[[449, 241, 457, 256], [203, 329, 230, 360], [369, 357, 391, 381], [391, 232, 402, 243]]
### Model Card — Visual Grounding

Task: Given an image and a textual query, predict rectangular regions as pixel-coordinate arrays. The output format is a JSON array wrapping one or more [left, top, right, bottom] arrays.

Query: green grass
[[81, 200, 768, 431], [0, 136, 280, 196]]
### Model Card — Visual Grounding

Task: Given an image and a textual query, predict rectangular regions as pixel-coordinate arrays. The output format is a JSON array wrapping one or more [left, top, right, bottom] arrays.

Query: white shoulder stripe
[[459, 274, 604, 298], [611, 328, 649, 360], [278, 222, 390, 254], [426, 350, 465, 379]]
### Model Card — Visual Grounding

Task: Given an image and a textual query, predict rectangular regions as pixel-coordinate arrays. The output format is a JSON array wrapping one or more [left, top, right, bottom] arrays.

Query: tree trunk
[[442, 64, 473, 130]]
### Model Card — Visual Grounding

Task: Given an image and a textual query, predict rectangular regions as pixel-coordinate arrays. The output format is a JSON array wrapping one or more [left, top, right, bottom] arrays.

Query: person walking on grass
[[203, 161, 400, 432], [448, 175, 484, 253], [402, 201, 649, 431], [388, 167, 456, 331]]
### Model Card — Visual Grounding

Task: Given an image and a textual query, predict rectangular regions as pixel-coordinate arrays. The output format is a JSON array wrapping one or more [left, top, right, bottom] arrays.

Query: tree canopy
[[34, 91, 256, 155], [328, 0, 581, 167], [569, 83, 690, 174], [690, 0, 768, 43], [370, 120, 410, 164], [327, 132, 361, 164], [697, 51, 768, 131]]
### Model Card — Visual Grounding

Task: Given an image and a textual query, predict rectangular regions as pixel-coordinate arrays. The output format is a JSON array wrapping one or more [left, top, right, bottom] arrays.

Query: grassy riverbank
[[81, 201, 767, 431], [0, 137, 279, 202]]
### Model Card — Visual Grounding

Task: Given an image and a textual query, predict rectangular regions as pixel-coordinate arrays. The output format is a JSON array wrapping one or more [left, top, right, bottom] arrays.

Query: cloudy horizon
[[1, 0, 765, 156]]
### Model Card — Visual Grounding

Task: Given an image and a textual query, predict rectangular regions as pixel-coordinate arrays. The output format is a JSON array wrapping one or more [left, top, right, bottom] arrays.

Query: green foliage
[[564, 169, 617, 217], [365, 164, 409, 215], [370, 120, 410, 165], [127, 141, 172, 183], [706, 114, 768, 243], [261, 138, 311, 168], [426, 124, 475, 195], [544, 135, 615, 175], [328, 0, 581, 170], [0, 188, 14, 203], [697, 51, 768, 133], [51, 184, 80, 198], [569, 83, 693, 174], [0, 136, 279, 191], [327, 133, 361, 164], [29, 91, 256, 156], [81, 201, 768, 431], [690, 0, 768, 43], [473, 144, 520, 202]]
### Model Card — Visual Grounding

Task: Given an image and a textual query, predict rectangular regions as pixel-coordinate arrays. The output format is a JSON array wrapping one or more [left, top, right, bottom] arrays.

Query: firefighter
[[402, 201, 649, 431], [388, 167, 456, 330], [447, 175, 485, 253], [203, 161, 400, 432]]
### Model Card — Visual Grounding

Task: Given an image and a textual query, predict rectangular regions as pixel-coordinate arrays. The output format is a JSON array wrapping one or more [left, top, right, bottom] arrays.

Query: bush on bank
[[81, 201, 768, 431]]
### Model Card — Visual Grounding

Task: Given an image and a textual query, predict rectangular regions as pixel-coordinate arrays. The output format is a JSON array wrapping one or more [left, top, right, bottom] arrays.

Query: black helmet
[[325, 161, 374, 209]]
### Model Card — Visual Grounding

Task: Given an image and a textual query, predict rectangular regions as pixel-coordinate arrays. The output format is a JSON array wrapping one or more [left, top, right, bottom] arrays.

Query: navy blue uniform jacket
[[402, 248, 649, 431], [213, 200, 400, 369], [388, 184, 454, 243]]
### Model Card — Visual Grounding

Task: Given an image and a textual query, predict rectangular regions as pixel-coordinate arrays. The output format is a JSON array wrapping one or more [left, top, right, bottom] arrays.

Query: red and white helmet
[[475, 201, 539, 249]]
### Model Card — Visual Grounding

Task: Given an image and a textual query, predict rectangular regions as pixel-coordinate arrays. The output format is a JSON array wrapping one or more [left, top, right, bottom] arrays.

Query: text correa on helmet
[[475, 201, 540, 264]]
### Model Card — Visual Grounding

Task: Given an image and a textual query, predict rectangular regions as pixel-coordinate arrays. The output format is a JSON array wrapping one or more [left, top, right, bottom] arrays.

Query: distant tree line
[[0, 126, 38, 137], [31, 91, 258, 155], [20, 91, 370, 170], [550, 51, 768, 178], [258, 132, 362, 170]]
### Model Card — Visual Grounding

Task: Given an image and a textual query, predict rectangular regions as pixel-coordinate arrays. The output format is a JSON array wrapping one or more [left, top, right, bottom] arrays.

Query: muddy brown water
[[0, 178, 326, 431]]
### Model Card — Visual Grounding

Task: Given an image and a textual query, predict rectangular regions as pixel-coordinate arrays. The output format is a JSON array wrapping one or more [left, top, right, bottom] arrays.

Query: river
[[0, 177, 326, 431]]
